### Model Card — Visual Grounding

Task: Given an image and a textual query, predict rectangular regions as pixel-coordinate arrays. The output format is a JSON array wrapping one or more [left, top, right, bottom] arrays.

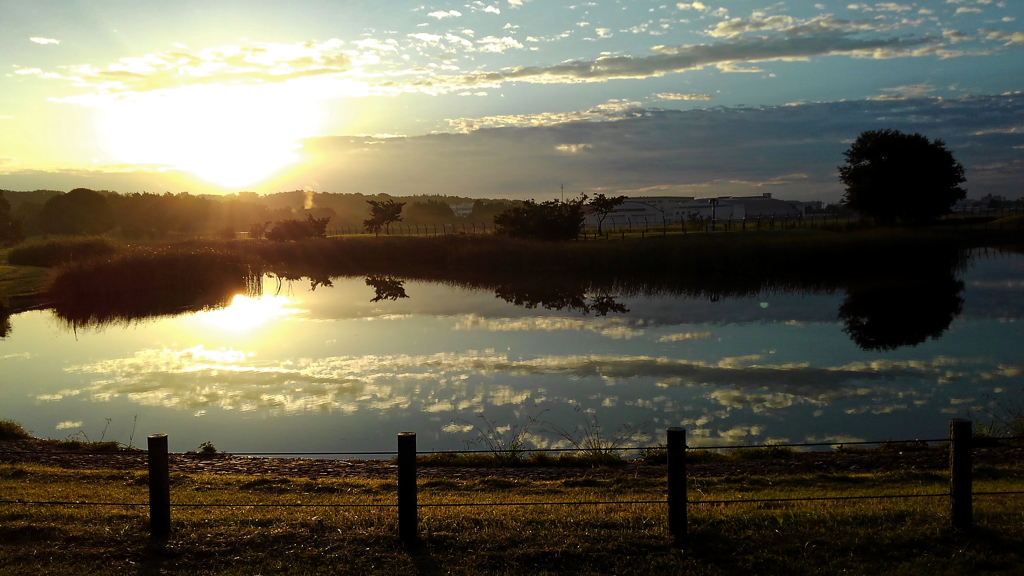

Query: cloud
[[869, 82, 936, 99], [454, 314, 643, 338], [980, 29, 1024, 46], [875, 3, 912, 11], [66, 345, 1015, 416], [476, 36, 524, 52], [652, 93, 713, 101], [955, 6, 982, 13], [943, 29, 973, 43], [658, 331, 714, 342], [29, 37, 60, 45], [428, 10, 462, 18], [39, 39, 360, 97], [289, 93, 1024, 200], [407, 34, 937, 92]]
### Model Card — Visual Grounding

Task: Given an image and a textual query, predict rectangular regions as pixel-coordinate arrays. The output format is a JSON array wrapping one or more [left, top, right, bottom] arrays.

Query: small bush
[[8, 237, 120, 267], [267, 215, 330, 242], [0, 419, 32, 440], [197, 441, 218, 455]]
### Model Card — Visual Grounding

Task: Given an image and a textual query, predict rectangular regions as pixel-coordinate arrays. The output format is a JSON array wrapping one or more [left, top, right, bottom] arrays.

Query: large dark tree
[[363, 199, 405, 236], [839, 129, 966, 222], [38, 188, 115, 235], [0, 193, 26, 246]]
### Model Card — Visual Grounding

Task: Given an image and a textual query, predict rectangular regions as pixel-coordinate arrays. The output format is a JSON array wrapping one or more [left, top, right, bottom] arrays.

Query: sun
[[102, 83, 321, 187]]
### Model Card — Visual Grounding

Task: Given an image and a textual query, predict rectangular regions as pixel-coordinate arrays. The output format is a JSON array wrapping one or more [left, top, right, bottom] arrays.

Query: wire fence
[[224, 206, 1023, 242], [2, 420, 1023, 544]]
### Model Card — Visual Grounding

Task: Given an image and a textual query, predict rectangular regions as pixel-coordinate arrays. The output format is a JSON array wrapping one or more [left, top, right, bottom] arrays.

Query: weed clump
[[7, 237, 120, 267], [0, 419, 32, 440]]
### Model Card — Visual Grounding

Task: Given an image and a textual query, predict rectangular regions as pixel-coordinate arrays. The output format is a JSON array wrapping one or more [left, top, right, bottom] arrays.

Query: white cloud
[[875, 3, 912, 11], [428, 10, 462, 18], [29, 37, 59, 45], [476, 36, 524, 52], [55, 421, 82, 430], [955, 7, 983, 13], [653, 92, 713, 100]]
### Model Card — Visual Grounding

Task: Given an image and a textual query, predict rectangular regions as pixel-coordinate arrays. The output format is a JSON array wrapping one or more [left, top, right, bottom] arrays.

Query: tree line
[[0, 129, 982, 246], [0, 189, 511, 245]]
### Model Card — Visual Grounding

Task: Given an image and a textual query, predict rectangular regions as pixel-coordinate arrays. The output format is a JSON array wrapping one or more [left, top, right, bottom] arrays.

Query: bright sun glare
[[103, 84, 321, 187], [199, 294, 302, 331]]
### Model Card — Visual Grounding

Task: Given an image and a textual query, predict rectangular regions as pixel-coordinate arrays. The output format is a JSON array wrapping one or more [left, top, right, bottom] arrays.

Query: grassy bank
[[48, 226, 1024, 298], [1, 462, 1023, 575]]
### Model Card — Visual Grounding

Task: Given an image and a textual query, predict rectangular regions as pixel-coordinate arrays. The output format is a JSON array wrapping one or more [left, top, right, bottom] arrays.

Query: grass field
[[2, 462, 1023, 575]]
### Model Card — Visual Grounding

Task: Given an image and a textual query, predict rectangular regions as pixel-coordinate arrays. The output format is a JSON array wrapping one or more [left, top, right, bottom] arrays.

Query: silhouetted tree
[[839, 129, 966, 222], [493, 195, 587, 241], [364, 200, 405, 236], [0, 193, 26, 246], [38, 188, 115, 236], [588, 193, 627, 234]]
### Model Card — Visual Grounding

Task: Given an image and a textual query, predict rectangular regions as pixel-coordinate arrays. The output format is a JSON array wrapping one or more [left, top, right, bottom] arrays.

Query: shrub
[[493, 196, 586, 241], [0, 419, 32, 440], [267, 214, 330, 241], [7, 237, 120, 267]]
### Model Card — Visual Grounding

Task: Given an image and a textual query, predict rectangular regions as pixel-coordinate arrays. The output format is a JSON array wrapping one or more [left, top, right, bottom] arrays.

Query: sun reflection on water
[[197, 294, 304, 331]]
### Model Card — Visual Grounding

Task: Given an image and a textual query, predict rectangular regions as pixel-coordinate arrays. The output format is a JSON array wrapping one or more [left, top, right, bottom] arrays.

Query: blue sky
[[1, 0, 1022, 200]]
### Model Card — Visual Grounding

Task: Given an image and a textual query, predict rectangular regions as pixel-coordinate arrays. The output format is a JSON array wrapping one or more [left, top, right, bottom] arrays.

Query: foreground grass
[[2, 462, 1023, 575]]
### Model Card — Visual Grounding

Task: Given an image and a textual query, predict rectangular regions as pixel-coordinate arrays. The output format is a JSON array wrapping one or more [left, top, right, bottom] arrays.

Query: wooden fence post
[[147, 434, 171, 539], [398, 432, 418, 543], [668, 427, 687, 543], [950, 419, 972, 530]]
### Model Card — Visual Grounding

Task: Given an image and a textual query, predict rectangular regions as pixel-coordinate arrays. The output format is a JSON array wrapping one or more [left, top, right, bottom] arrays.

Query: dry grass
[[1, 462, 1023, 575]]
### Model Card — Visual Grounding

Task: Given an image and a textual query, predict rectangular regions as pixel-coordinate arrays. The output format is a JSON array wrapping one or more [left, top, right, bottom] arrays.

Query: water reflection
[[839, 275, 965, 351], [494, 281, 628, 316], [0, 312, 10, 338], [29, 247, 986, 351], [366, 276, 409, 302]]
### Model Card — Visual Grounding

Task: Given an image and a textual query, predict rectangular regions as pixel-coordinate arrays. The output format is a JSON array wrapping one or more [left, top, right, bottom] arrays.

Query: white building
[[583, 193, 823, 228], [450, 203, 474, 217]]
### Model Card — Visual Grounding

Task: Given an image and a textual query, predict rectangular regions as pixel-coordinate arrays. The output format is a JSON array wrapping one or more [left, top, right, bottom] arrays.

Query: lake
[[2, 249, 1022, 455]]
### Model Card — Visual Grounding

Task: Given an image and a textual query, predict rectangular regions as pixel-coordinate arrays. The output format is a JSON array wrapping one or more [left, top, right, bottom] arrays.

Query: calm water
[[2, 252, 1022, 454]]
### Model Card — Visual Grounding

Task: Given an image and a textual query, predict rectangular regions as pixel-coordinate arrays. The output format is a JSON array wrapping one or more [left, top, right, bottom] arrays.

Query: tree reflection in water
[[494, 283, 627, 316], [839, 273, 965, 351], [366, 275, 409, 302], [0, 312, 10, 339]]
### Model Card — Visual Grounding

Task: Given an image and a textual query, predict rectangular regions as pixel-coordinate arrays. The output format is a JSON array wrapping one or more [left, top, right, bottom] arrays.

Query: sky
[[1, 0, 1022, 201]]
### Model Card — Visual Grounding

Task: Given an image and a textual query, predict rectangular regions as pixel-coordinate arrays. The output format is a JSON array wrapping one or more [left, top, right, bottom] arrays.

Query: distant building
[[450, 203, 474, 217], [583, 193, 823, 228]]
